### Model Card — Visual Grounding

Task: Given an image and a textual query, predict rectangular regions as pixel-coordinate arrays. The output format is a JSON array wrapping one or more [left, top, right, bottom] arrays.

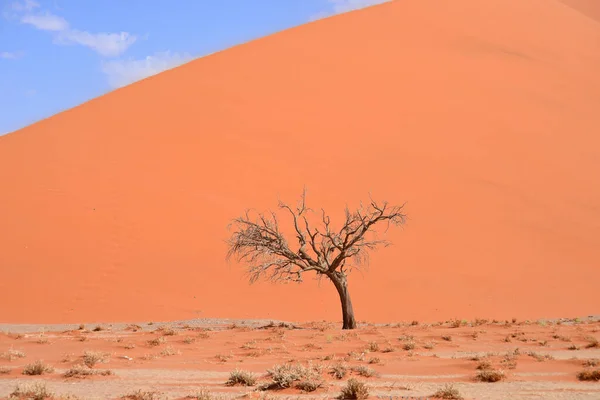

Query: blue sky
[[0, 0, 388, 135]]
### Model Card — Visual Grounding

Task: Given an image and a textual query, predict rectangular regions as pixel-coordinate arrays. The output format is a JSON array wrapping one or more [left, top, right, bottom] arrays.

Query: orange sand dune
[[1, 0, 599, 324]]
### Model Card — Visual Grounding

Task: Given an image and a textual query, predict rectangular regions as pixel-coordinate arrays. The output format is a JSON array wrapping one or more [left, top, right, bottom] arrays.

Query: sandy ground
[[1, 317, 599, 399], [0, 0, 599, 325]]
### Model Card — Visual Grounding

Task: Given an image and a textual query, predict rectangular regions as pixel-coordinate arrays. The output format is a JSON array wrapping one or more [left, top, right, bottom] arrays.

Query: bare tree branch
[[226, 190, 406, 283]]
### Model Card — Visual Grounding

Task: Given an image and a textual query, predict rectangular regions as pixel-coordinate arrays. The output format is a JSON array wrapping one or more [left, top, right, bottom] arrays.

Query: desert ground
[[1, 317, 600, 399]]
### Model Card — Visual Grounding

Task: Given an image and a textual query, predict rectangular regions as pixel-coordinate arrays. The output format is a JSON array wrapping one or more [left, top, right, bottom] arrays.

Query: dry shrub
[[403, 342, 415, 351], [159, 346, 181, 357], [225, 369, 256, 386], [330, 363, 348, 379], [476, 361, 492, 370], [22, 360, 54, 376], [475, 369, 504, 382], [381, 346, 394, 353], [398, 335, 414, 342], [368, 357, 380, 364], [338, 378, 369, 400], [9, 383, 52, 400], [351, 366, 378, 378], [83, 350, 109, 367], [585, 337, 599, 348], [64, 364, 113, 378], [125, 324, 142, 332], [160, 327, 177, 336], [1, 348, 26, 361], [186, 389, 213, 400], [367, 342, 379, 352], [527, 352, 554, 362], [583, 359, 599, 367], [147, 336, 166, 347], [423, 341, 436, 350], [0, 366, 11, 374], [92, 326, 104, 332], [576, 369, 600, 381], [433, 384, 463, 399], [197, 331, 210, 339], [442, 335, 452, 342], [121, 390, 164, 400], [262, 363, 322, 390], [124, 343, 136, 349], [183, 336, 196, 344]]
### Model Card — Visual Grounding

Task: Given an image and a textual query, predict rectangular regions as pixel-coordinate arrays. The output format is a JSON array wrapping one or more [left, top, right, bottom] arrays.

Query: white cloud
[[0, 51, 23, 59], [55, 30, 137, 57], [11, 0, 40, 12], [311, 0, 390, 20], [101, 51, 194, 88], [21, 11, 68, 31], [14, 3, 136, 57]]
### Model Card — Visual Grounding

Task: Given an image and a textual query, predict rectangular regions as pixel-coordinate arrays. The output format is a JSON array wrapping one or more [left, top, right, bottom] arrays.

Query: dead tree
[[226, 190, 406, 330]]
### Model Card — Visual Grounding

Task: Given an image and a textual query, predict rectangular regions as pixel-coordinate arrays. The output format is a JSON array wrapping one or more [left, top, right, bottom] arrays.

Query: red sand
[[1, 0, 599, 324]]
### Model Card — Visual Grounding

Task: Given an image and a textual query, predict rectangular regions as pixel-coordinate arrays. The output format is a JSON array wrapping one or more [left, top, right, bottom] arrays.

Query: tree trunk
[[329, 272, 357, 329]]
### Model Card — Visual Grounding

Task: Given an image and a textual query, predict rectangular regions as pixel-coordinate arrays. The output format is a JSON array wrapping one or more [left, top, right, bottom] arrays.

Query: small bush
[[476, 361, 492, 370], [186, 389, 213, 400], [381, 346, 394, 353], [159, 346, 181, 357], [9, 383, 52, 400], [568, 344, 580, 350], [338, 378, 369, 400], [263, 363, 320, 390], [147, 336, 166, 347], [83, 350, 109, 367], [423, 341, 436, 349], [583, 359, 599, 367], [160, 327, 177, 336], [22, 360, 54, 376], [432, 384, 463, 399], [183, 336, 196, 344], [442, 335, 452, 342], [527, 352, 554, 362], [576, 369, 600, 381], [64, 364, 113, 378], [121, 390, 163, 400], [0, 366, 11, 374], [403, 342, 415, 351], [368, 357, 380, 364], [352, 366, 378, 378], [225, 369, 256, 386], [330, 363, 348, 379], [367, 342, 379, 352], [475, 369, 504, 382], [398, 335, 414, 342], [1, 348, 26, 361], [92, 326, 104, 332], [585, 337, 599, 349], [295, 379, 324, 392]]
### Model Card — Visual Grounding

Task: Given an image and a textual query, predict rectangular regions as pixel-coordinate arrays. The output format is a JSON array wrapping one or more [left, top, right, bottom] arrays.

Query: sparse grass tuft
[[92, 326, 104, 332], [352, 366, 378, 378], [295, 379, 323, 392], [262, 363, 321, 390], [1, 348, 26, 361], [475, 369, 505, 382], [398, 335, 414, 342], [0, 366, 11, 374], [185, 389, 213, 400], [585, 337, 599, 348], [568, 344, 580, 350], [64, 364, 113, 378], [527, 352, 554, 362], [9, 383, 52, 400], [22, 360, 54, 376], [330, 363, 348, 379], [432, 384, 463, 399], [381, 346, 394, 353], [476, 361, 492, 370], [367, 342, 379, 352], [159, 346, 181, 357], [183, 336, 196, 344], [83, 350, 109, 367], [442, 335, 452, 342], [368, 357, 380, 364], [225, 369, 256, 386], [576, 369, 600, 381], [403, 341, 416, 351], [338, 378, 369, 400], [583, 359, 599, 367], [121, 390, 164, 400], [147, 336, 166, 347]]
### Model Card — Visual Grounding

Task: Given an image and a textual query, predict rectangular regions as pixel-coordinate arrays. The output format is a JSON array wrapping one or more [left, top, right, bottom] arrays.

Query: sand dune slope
[[1, 0, 599, 324]]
